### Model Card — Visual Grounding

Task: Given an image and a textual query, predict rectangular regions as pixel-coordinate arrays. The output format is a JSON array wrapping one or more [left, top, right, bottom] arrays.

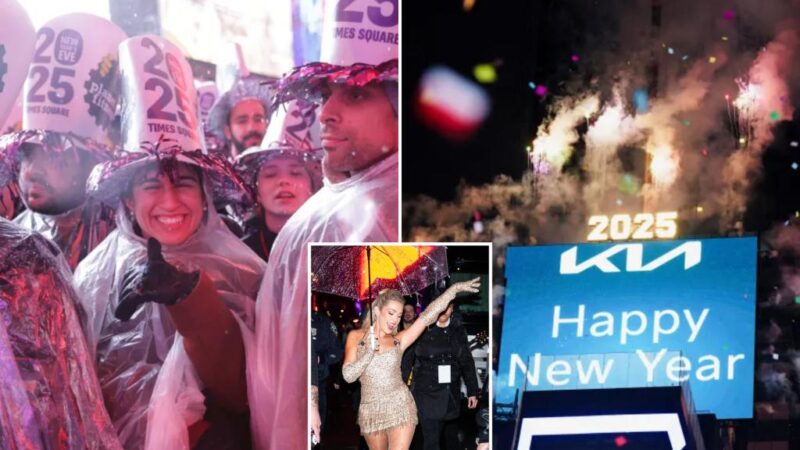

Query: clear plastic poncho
[[13, 201, 115, 270], [0, 218, 122, 450], [249, 152, 398, 449], [73, 188, 266, 450]]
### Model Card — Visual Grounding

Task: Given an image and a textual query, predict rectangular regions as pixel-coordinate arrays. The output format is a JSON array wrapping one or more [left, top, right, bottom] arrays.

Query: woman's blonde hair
[[361, 289, 404, 329]]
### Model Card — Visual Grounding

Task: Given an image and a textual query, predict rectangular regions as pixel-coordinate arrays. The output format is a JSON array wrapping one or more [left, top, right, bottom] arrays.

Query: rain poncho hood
[[1, 130, 117, 270], [74, 182, 266, 449], [0, 217, 122, 449], [249, 151, 398, 449]]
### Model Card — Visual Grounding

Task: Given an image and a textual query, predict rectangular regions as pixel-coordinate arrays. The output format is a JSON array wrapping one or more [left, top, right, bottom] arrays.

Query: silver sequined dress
[[356, 338, 417, 434]]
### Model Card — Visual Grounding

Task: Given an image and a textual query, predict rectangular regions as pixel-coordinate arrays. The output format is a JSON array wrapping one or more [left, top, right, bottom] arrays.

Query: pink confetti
[[723, 10, 735, 21]]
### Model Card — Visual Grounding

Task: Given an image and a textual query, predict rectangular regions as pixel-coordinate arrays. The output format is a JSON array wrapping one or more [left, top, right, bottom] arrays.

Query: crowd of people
[[0, 1, 397, 449]]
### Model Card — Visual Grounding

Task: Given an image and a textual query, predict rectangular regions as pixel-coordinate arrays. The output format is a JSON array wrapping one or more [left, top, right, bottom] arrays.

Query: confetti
[[708, 56, 717, 64], [696, 206, 704, 213], [723, 10, 735, 21], [570, 54, 580, 63], [534, 85, 548, 97], [417, 65, 491, 141], [618, 173, 640, 195], [739, 137, 747, 145], [633, 88, 649, 113], [701, 148, 709, 156], [682, 119, 691, 126], [528, 81, 537, 90], [722, 35, 729, 41], [615, 436, 628, 448], [773, 353, 780, 360], [473, 64, 497, 83], [667, 47, 675, 55], [770, 111, 780, 121], [615, 198, 623, 206], [682, 54, 689, 61], [791, 141, 798, 147], [792, 162, 798, 170]]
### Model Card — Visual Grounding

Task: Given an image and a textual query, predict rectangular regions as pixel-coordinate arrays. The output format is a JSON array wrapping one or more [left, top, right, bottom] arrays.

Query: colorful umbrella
[[311, 245, 449, 300]]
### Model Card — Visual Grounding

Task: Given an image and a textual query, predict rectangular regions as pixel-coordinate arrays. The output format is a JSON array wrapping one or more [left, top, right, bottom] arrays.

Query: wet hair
[[362, 289, 404, 328]]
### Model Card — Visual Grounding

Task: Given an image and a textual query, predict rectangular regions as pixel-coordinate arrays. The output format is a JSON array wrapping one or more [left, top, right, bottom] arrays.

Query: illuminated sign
[[587, 212, 678, 241], [517, 414, 685, 450], [496, 237, 757, 419]]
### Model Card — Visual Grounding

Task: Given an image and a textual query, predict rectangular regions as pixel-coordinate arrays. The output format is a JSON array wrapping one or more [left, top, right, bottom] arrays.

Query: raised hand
[[445, 277, 481, 297], [115, 238, 200, 321]]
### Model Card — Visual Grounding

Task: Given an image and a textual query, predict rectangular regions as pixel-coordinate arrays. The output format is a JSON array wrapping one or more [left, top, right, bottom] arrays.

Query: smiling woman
[[72, 34, 267, 450], [124, 162, 205, 246]]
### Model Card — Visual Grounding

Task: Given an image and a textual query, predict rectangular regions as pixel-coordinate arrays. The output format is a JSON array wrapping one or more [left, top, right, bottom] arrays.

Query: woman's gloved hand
[[115, 237, 200, 321]]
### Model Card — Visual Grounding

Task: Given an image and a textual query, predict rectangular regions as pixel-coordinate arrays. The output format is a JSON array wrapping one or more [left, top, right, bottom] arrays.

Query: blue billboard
[[495, 237, 757, 419]]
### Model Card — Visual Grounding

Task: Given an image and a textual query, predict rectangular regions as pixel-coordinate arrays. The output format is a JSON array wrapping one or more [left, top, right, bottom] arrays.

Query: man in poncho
[[1, 13, 127, 270], [249, 0, 398, 447]]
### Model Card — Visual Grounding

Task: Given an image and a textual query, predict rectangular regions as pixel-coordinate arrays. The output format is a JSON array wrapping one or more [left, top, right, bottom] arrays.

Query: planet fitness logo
[[0, 45, 7, 92], [83, 53, 120, 130]]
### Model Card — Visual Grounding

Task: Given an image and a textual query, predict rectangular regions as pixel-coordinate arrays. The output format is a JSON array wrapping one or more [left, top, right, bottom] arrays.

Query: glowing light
[[463, 0, 476, 11], [696, 206, 704, 213], [357, 246, 438, 298], [792, 162, 798, 170], [532, 95, 599, 169], [649, 147, 679, 187], [667, 47, 674, 55], [739, 137, 747, 145], [708, 56, 717, 64], [734, 82, 760, 109], [473, 64, 497, 83], [791, 141, 799, 148], [516, 414, 686, 450], [19, 0, 110, 27], [722, 36, 729, 41]]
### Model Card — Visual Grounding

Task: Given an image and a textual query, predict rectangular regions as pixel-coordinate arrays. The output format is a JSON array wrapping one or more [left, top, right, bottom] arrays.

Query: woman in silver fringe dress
[[342, 277, 481, 450]]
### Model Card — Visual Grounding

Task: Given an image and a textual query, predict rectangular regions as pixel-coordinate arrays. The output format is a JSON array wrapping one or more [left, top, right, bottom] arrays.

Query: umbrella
[[311, 245, 449, 301]]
